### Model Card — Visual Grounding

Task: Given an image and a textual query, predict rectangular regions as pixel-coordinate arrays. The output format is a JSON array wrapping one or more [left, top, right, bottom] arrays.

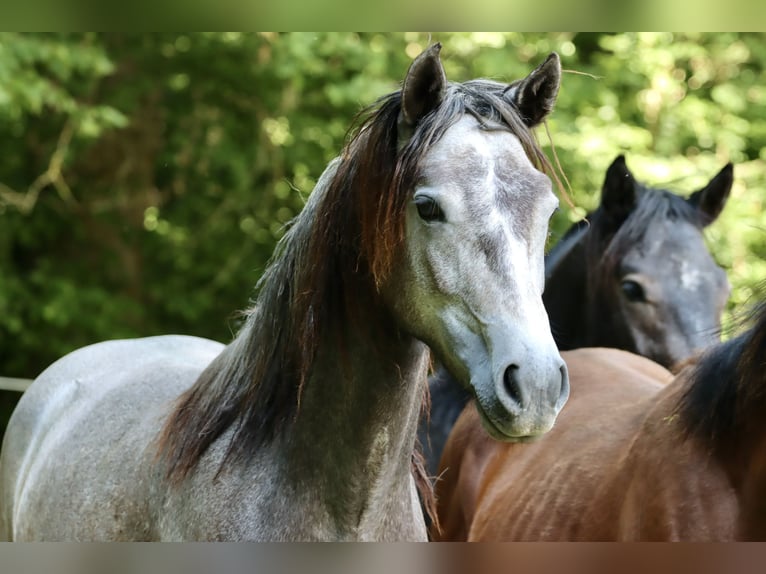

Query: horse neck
[[543, 223, 588, 349], [281, 294, 429, 538], [668, 323, 766, 538], [605, 380, 739, 540], [719, 340, 766, 536]]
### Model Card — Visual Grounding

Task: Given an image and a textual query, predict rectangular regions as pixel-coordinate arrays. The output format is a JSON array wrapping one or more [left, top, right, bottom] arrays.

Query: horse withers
[[0, 44, 567, 541], [420, 156, 734, 479]]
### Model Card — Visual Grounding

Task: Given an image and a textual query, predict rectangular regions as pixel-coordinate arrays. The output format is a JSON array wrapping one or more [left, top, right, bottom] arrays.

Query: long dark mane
[[676, 297, 766, 457], [155, 77, 555, 486]]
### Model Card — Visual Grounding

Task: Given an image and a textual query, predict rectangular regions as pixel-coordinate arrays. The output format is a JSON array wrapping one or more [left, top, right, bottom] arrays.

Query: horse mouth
[[473, 399, 545, 443]]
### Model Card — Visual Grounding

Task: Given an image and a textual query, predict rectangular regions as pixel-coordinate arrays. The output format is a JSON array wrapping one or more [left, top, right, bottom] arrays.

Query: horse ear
[[688, 163, 734, 226], [505, 52, 561, 127], [600, 155, 636, 224], [398, 43, 447, 141]]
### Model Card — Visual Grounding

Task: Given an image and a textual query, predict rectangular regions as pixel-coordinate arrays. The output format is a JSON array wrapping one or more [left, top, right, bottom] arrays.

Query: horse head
[[384, 45, 569, 440], [588, 155, 733, 368]]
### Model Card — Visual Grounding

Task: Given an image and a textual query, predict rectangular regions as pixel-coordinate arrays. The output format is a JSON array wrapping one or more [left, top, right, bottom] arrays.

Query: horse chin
[[473, 401, 552, 443]]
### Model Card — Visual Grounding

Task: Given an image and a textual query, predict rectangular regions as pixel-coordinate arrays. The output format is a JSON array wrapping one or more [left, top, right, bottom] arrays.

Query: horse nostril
[[503, 364, 523, 408]]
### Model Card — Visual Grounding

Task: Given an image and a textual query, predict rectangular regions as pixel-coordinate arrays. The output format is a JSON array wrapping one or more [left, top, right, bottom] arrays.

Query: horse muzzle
[[473, 351, 569, 440]]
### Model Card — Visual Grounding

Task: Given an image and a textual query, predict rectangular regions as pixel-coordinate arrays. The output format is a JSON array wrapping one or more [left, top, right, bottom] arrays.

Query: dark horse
[[419, 156, 734, 478], [0, 45, 569, 541], [434, 291, 766, 541], [544, 155, 733, 366]]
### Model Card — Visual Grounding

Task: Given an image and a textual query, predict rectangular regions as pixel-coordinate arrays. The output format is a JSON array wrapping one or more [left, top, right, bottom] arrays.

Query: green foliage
[[1, 32, 764, 382]]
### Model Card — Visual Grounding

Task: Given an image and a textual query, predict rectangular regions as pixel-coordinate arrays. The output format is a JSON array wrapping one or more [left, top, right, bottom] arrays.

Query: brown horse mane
[[154, 74, 555, 515], [676, 297, 766, 457]]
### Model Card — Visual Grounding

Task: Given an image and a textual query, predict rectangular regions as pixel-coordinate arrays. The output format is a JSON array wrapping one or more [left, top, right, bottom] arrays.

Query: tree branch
[[0, 120, 77, 214]]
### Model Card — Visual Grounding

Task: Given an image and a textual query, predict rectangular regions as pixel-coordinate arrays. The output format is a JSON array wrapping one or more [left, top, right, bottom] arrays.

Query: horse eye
[[414, 196, 445, 222], [620, 279, 646, 303]]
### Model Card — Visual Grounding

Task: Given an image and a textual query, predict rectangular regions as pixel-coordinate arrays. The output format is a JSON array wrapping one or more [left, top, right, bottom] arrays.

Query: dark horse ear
[[505, 52, 561, 127], [600, 155, 636, 226], [398, 43, 447, 144], [687, 163, 734, 226]]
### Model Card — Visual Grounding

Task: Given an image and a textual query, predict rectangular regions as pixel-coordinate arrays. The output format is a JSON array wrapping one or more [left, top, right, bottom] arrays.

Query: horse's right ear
[[687, 163, 734, 226], [600, 155, 636, 225], [398, 43, 446, 144]]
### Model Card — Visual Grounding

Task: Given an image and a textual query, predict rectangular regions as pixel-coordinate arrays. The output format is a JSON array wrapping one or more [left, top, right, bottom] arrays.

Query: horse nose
[[499, 359, 569, 414], [502, 364, 524, 410]]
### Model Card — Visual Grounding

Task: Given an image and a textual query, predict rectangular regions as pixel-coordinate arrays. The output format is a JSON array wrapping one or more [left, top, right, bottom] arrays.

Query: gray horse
[[0, 44, 568, 541]]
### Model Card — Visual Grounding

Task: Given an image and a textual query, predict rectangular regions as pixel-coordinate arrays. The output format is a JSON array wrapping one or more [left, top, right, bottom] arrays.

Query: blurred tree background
[[1, 33, 764, 414]]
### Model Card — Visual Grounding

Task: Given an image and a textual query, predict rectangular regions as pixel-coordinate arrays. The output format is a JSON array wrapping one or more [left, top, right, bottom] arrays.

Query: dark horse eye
[[621, 279, 646, 303], [414, 195, 445, 222]]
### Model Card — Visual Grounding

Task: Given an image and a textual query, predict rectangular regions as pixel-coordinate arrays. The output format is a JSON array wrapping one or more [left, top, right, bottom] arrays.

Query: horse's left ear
[[687, 163, 734, 226], [399, 43, 447, 143], [505, 52, 561, 127], [600, 155, 636, 228]]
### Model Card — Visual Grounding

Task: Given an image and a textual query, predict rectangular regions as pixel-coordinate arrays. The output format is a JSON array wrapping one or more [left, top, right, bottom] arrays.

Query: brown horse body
[[434, 347, 742, 541]]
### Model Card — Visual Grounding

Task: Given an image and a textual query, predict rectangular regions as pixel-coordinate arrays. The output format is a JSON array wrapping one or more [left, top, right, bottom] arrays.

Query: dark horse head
[[544, 155, 733, 369]]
